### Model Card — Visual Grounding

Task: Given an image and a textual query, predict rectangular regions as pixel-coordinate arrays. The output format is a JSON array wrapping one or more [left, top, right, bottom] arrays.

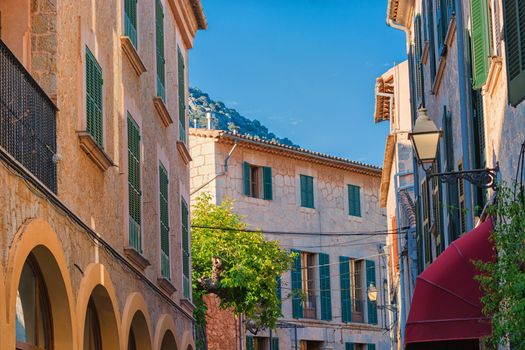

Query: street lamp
[[409, 108, 499, 190], [367, 283, 378, 302]]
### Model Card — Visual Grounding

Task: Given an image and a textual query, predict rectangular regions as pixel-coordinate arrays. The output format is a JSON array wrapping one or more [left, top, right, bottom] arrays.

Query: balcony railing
[[0, 40, 57, 192]]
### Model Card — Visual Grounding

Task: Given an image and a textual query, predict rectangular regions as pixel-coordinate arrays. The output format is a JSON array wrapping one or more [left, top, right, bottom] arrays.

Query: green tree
[[191, 193, 293, 343], [476, 184, 525, 349]]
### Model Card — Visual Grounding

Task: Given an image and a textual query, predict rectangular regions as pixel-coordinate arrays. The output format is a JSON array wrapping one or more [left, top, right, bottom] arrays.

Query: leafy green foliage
[[191, 193, 293, 329], [476, 184, 525, 349]]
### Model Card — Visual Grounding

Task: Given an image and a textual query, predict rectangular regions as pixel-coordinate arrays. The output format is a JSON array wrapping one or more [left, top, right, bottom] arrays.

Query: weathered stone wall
[[204, 294, 240, 350]]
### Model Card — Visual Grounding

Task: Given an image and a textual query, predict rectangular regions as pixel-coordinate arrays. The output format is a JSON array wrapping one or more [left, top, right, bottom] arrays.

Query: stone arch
[[6, 218, 76, 349], [180, 330, 195, 350], [153, 314, 179, 350], [122, 292, 153, 350], [77, 263, 121, 350]]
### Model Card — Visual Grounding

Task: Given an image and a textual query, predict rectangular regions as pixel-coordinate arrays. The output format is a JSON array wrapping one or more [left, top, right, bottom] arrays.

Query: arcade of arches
[[0, 217, 196, 350]]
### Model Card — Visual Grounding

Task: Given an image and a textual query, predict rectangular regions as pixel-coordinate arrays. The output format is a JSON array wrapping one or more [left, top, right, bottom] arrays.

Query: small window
[[300, 175, 314, 208], [243, 162, 272, 200], [348, 185, 361, 217], [16, 255, 52, 350], [86, 47, 103, 147]]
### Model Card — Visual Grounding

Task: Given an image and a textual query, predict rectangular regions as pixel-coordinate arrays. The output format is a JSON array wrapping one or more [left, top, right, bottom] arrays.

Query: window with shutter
[[242, 162, 272, 200], [86, 47, 103, 147], [181, 198, 191, 298], [246, 336, 254, 350], [431, 147, 444, 255], [348, 185, 361, 217], [318, 253, 332, 321], [124, 0, 138, 48], [365, 260, 378, 325], [291, 250, 303, 318], [504, 0, 525, 105], [471, 0, 491, 89], [368, 344, 376, 350], [159, 163, 170, 278], [276, 276, 282, 309], [127, 114, 141, 252], [155, 0, 165, 101], [339, 256, 352, 323], [300, 175, 314, 208], [178, 48, 186, 142], [345, 343, 355, 350]]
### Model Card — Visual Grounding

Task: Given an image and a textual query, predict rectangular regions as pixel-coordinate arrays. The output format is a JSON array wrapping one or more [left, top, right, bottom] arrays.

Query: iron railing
[[0, 40, 57, 192]]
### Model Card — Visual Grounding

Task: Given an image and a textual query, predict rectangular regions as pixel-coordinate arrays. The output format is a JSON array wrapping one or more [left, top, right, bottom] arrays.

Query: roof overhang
[[190, 129, 382, 177], [387, 0, 415, 28], [168, 0, 207, 49], [379, 135, 395, 207]]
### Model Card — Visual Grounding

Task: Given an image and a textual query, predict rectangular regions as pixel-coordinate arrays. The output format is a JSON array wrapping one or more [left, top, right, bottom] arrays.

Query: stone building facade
[[386, 0, 525, 346], [190, 129, 391, 350], [373, 61, 416, 350], [0, 0, 205, 348]]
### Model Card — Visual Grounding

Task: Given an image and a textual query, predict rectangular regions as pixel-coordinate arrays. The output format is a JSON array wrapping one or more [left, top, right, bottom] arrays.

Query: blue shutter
[[348, 185, 361, 216], [345, 343, 355, 350], [276, 275, 282, 309], [366, 260, 378, 325], [368, 344, 376, 350], [263, 166, 273, 200], [319, 253, 332, 320], [339, 256, 352, 323], [243, 162, 251, 196], [291, 250, 303, 318], [271, 338, 279, 350], [308, 176, 314, 208]]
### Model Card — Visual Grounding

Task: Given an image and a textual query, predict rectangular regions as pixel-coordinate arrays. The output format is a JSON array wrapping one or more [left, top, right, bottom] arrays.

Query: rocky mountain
[[188, 87, 298, 147]]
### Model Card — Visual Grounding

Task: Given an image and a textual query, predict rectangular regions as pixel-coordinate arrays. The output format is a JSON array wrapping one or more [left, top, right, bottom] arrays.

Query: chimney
[[206, 111, 212, 130]]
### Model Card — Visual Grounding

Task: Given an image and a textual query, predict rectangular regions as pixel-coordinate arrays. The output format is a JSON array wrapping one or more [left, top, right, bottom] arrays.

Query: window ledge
[[124, 246, 151, 271], [432, 53, 447, 95], [483, 56, 503, 97], [422, 41, 429, 65], [153, 97, 173, 127], [77, 131, 114, 171], [181, 298, 196, 313], [157, 276, 177, 296], [120, 36, 146, 76], [176, 140, 192, 164]]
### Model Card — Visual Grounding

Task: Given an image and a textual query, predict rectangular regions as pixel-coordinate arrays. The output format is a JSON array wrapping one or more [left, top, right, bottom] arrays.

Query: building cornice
[[386, 0, 414, 28], [168, 0, 207, 50], [190, 129, 382, 177]]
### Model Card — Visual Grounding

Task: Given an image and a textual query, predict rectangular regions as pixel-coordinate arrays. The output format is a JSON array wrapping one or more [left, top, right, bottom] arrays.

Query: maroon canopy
[[405, 218, 495, 347]]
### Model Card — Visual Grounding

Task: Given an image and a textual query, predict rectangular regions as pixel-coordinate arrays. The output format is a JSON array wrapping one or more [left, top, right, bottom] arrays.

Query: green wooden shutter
[[504, 0, 525, 105], [319, 253, 332, 320], [300, 175, 307, 207], [291, 250, 303, 318], [181, 198, 191, 298], [368, 344, 376, 350], [155, 0, 165, 101], [300, 175, 314, 208], [348, 185, 361, 217], [345, 343, 355, 350], [86, 47, 103, 147], [246, 336, 254, 350], [427, 0, 437, 82], [271, 338, 279, 350], [127, 114, 141, 252], [243, 162, 251, 196], [178, 48, 186, 142], [339, 256, 352, 323], [263, 166, 273, 200], [124, 0, 138, 47], [366, 260, 378, 325], [159, 163, 170, 278], [471, 0, 491, 89]]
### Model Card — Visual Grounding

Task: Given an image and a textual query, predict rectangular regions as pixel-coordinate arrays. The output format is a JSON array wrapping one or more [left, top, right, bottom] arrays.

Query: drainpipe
[[455, 0, 475, 231]]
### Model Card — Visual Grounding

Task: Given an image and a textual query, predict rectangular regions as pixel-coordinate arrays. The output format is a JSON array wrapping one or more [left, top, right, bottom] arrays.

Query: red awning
[[405, 218, 496, 347]]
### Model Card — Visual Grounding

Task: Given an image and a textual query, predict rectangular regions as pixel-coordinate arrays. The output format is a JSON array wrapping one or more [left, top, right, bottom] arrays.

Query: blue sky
[[189, 0, 407, 166]]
